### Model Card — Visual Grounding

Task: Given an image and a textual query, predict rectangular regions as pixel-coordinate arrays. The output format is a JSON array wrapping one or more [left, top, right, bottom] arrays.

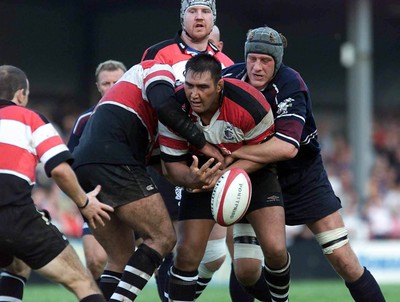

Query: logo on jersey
[[276, 98, 294, 115], [146, 184, 155, 191], [223, 124, 235, 141], [266, 195, 281, 203]]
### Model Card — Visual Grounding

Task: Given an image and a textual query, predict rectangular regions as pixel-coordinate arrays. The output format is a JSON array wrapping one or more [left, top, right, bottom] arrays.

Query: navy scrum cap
[[245, 26, 284, 76], [180, 0, 217, 26]]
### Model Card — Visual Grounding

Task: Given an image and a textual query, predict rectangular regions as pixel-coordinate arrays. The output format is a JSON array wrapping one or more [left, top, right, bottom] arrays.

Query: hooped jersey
[[222, 63, 321, 171], [142, 30, 234, 86], [0, 99, 72, 206], [71, 60, 176, 168], [159, 78, 275, 162]]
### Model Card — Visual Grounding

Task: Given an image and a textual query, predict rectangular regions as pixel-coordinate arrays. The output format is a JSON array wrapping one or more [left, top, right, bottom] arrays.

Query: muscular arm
[[162, 156, 221, 190], [50, 162, 113, 228], [230, 136, 298, 164]]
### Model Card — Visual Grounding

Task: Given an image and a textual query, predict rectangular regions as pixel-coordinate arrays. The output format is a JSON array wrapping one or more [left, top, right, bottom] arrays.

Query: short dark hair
[[184, 53, 221, 85], [0, 65, 28, 100]]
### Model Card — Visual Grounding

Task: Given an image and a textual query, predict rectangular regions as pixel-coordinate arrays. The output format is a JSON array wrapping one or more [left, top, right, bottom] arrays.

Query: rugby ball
[[211, 168, 252, 226]]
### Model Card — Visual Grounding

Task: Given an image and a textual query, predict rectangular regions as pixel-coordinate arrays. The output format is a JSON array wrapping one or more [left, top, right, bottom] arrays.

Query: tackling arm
[[230, 136, 298, 164]]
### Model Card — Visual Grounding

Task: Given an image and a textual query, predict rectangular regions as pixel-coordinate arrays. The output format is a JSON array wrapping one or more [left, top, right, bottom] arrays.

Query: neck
[[181, 30, 209, 52]]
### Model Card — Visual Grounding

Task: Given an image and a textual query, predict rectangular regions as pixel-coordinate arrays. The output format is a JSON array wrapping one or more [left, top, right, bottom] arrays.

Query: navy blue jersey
[[222, 63, 321, 172]]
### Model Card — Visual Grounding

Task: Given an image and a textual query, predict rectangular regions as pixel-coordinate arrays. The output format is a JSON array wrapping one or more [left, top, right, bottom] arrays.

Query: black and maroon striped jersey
[[0, 99, 72, 206], [71, 60, 177, 168], [159, 78, 275, 162], [222, 63, 321, 171]]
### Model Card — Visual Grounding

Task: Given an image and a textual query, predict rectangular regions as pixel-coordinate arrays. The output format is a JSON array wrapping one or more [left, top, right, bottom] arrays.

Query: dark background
[[0, 0, 399, 129]]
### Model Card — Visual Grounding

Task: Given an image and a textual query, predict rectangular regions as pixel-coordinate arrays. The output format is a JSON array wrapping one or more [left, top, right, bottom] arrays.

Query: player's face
[[96, 69, 125, 96], [184, 70, 222, 121], [246, 53, 275, 91], [183, 6, 213, 42]]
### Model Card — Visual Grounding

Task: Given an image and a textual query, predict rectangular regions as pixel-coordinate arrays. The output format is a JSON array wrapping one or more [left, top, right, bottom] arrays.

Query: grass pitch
[[24, 280, 398, 301]]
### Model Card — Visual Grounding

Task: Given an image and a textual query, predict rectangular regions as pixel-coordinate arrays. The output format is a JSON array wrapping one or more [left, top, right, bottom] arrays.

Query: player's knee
[[175, 242, 202, 270], [315, 227, 349, 255], [233, 223, 264, 261], [200, 238, 227, 272], [234, 259, 261, 286]]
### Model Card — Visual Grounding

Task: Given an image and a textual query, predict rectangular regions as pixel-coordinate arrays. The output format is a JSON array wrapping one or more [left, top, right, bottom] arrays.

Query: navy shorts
[[75, 163, 159, 208], [147, 165, 181, 220], [278, 154, 342, 226], [179, 166, 283, 221], [0, 203, 69, 269]]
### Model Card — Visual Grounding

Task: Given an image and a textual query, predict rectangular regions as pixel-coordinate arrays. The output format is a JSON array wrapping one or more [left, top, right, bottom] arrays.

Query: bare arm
[[50, 162, 114, 229], [162, 156, 222, 190], [228, 136, 298, 165]]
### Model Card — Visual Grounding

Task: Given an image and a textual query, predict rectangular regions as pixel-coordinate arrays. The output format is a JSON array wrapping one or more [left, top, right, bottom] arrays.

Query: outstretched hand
[[80, 185, 114, 230], [188, 155, 222, 192]]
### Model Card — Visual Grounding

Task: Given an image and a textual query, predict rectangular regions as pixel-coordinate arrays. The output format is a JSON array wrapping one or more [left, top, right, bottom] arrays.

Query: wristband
[[78, 197, 89, 209]]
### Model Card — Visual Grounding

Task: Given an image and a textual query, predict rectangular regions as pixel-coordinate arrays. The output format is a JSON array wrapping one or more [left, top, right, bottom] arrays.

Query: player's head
[[244, 26, 286, 76], [95, 60, 126, 96], [209, 25, 223, 51], [180, 0, 216, 26], [184, 54, 223, 115], [0, 65, 29, 107]]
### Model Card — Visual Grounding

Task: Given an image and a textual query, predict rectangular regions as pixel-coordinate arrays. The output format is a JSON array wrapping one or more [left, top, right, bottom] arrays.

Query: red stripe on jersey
[[0, 143, 37, 182], [36, 135, 65, 159], [143, 69, 175, 88], [1, 106, 45, 133], [159, 135, 188, 151]]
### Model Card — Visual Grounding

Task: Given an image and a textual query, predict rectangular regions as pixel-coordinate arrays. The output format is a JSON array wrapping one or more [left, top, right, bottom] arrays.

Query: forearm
[[232, 136, 298, 164], [50, 162, 87, 208]]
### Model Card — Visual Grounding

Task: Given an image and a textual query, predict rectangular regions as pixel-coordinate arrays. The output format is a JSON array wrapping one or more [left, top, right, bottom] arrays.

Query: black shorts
[[147, 165, 181, 220], [179, 166, 283, 221], [279, 154, 342, 226], [0, 203, 68, 270], [75, 163, 159, 208]]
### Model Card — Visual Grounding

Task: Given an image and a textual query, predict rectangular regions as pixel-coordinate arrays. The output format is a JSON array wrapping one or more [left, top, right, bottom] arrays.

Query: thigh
[[0, 204, 68, 270], [247, 206, 286, 253], [307, 210, 345, 234], [76, 163, 159, 208], [280, 155, 342, 226]]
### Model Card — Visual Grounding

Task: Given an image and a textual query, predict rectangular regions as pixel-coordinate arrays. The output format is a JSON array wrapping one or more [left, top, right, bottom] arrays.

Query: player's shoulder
[[222, 62, 246, 79], [142, 38, 178, 60], [274, 64, 308, 90]]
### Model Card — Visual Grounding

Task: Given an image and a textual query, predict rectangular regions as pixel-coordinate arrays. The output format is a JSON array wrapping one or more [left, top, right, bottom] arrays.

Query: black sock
[[229, 263, 255, 302], [155, 252, 173, 301], [264, 253, 291, 302], [109, 244, 162, 302], [167, 266, 198, 301], [0, 271, 27, 300], [345, 267, 386, 302], [243, 269, 271, 302], [99, 270, 122, 300], [80, 294, 106, 302], [195, 276, 212, 299]]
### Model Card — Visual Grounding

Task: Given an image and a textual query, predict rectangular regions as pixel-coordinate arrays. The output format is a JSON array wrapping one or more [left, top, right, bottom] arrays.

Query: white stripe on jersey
[[32, 123, 62, 148], [117, 63, 175, 100], [0, 169, 34, 185], [0, 119, 35, 154], [301, 129, 318, 145], [275, 132, 300, 148], [40, 144, 69, 165], [275, 113, 305, 123]]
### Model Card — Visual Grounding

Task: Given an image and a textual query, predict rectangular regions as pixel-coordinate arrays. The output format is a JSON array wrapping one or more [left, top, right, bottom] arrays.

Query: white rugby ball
[[211, 168, 252, 226]]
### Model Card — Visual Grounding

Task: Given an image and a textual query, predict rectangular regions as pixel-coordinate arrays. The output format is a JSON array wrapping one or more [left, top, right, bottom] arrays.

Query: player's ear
[[13, 89, 25, 106], [216, 79, 224, 93]]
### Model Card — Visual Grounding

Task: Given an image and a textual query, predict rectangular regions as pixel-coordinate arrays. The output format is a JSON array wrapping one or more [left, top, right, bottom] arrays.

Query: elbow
[[281, 144, 298, 161]]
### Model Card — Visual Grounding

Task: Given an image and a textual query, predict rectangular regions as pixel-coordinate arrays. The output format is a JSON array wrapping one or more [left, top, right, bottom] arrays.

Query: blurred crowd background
[[30, 111, 400, 241]]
